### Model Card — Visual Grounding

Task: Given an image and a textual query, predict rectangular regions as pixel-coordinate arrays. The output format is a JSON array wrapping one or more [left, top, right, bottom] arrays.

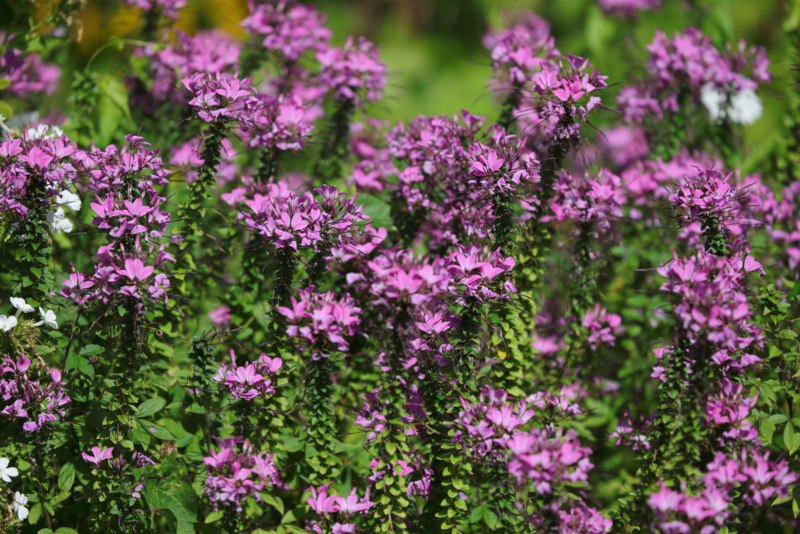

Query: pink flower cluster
[[446, 246, 516, 304], [242, 0, 331, 61], [317, 37, 386, 106], [467, 126, 541, 196], [580, 304, 624, 350], [183, 72, 256, 124], [126, 0, 185, 18], [1, 354, 70, 433], [0, 134, 78, 221], [649, 450, 796, 532], [306, 483, 373, 534], [0, 43, 60, 98], [204, 438, 281, 512], [63, 135, 173, 305], [278, 287, 362, 360], [619, 28, 770, 123], [519, 54, 608, 147], [704, 378, 758, 444], [213, 350, 282, 401], [453, 386, 535, 458], [133, 31, 241, 108], [507, 428, 594, 492], [242, 94, 314, 151], [656, 250, 763, 372], [482, 11, 558, 86], [670, 168, 741, 230], [238, 184, 369, 254], [598, 0, 660, 18], [386, 111, 539, 247], [547, 168, 625, 237]]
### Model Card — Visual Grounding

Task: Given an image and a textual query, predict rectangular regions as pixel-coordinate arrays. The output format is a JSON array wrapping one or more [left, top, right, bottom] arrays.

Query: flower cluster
[[317, 37, 386, 106], [467, 126, 541, 196], [242, 0, 331, 61], [213, 350, 282, 401], [0, 44, 60, 98], [306, 483, 373, 534], [242, 94, 314, 152], [133, 31, 241, 108], [453, 386, 535, 458], [518, 54, 608, 148], [278, 287, 362, 359], [239, 184, 369, 255], [580, 304, 623, 350], [0, 133, 79, 228], [204, 438, 281, 512], [126, 0, 185, 18], [446, 246, 516, 304], [507, 428, 594, 492], [483, 11, 558, 87], [619, 28, 770, 124], [598, 0, 660, 18], [649, 450, 796, 531], [63, 135, 173, 306], [1, 354, 70, 432], [704, 378, 758, 443], [656, 250, 763, 372], [669, 168, 743, 238], [183, 72, 256, 124], [547, 168, 625, 237]]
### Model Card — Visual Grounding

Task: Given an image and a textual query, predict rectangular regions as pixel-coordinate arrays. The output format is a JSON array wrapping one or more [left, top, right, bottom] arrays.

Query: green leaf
[[57, 463, 75, 493], [145, 484, 197, 534], [358, 193, 392, 228], [788, 280, 800, 302], [204, 510, 224, 524], [0, 78, 11, 90], [135, 397, 166, 419], [0, 100, 14, 120], [263, 494, 284, 515], [79, 344, 103, 357], [784, 423, 797, 454], [28, 503, 42, 524], [55, 529, 79, 534]]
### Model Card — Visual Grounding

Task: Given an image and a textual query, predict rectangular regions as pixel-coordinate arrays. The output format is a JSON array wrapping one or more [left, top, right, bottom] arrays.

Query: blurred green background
[[2, 0, 793, 154]]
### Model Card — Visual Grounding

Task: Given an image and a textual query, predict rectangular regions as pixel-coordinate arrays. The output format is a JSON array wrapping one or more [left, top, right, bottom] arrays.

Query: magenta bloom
[[82, 446, 114, 466], [213, 350, 282, 401], [317, 37, 386, 106], [278, 287, 362, 360], [204, 438, 281, 512]]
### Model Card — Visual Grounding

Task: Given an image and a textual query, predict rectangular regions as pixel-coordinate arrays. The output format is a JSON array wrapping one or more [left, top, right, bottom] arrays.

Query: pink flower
[[82, 446, 114, 466]]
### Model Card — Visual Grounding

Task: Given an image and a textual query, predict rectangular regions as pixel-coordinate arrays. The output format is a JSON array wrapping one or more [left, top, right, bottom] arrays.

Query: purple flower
[[278, 287, 362, 360], [1, 355, 70, 432], [317, 37, 386, 106], [204, 438, 281, 512], [242, 1, 331, 61], [213, 350, 282, 401], [82, 446, 114, 466]]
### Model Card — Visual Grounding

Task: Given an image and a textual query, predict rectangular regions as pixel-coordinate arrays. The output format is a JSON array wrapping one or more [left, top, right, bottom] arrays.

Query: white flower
[[701, 84, 763, 125], [700, 83, 725, 121], [729, 89, 762, 125], [56, 189, 81, 212], [39, 308, 58, 330], [0, 315, 17, 332], [12, 492, 29, 520], [47, 207, 74, 234], [0, 458, 19, 483], [10, 297, 34, 314], [25, 124, 64, 140]]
